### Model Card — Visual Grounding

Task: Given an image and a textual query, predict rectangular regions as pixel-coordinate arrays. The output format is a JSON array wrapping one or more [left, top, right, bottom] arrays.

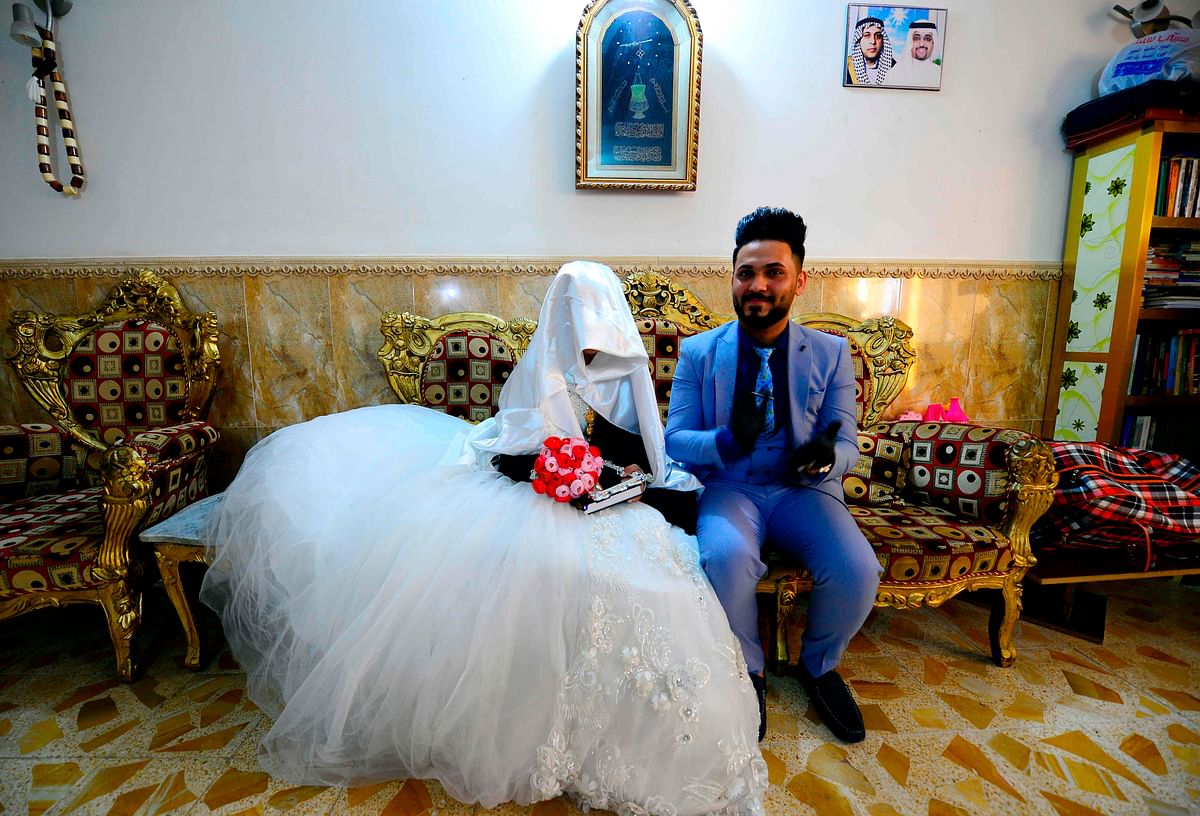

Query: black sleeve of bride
[[492, 453, 537, 483], [589, 414, 697, 534]]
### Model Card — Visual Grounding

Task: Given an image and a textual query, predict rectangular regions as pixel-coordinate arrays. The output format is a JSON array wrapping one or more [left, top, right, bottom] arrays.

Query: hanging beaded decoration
[[26, 24, 84, 196]]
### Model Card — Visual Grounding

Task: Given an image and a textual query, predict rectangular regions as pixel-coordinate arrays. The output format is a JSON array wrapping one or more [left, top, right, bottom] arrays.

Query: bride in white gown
[[199, 261, 767, 815]]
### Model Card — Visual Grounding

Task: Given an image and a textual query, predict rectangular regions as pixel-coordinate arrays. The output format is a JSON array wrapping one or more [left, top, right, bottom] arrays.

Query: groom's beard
[[733, 295, 790, 330]]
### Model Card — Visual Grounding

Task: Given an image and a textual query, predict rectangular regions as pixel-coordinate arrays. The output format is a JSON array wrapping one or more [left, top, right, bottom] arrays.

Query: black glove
[[789, 420, 842, 478], [729, 389, 768, 453], [492, 453, 537, 483]]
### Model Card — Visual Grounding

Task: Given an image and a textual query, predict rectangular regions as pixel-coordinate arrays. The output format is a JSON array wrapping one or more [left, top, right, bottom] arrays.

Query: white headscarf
[[450, 261, 700, 491]]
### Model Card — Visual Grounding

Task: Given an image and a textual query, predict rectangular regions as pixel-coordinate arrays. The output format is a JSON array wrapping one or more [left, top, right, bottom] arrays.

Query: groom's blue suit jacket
[[664, 321, 861, 501]]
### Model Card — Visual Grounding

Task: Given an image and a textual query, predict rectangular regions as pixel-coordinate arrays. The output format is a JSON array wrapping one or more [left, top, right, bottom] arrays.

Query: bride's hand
[[621, 465, 644, 502]]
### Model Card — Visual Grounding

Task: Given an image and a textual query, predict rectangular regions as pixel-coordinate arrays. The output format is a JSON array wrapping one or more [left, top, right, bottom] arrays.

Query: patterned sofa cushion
[[0, 423, 79, 501], [850, 503, 1011, 583], [0, 486, 105, 593], [419, 329, 516, 422], [842, 430, 909, 506], [768, 503, 1010, 585], [634, 317, 696, 424], [887, 422, 1028, 525], [62, 319, 190, 448]]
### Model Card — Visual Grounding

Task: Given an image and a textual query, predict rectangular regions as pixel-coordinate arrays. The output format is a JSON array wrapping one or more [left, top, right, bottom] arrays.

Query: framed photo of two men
[[576, 0, 702, 190], [844, 5, 947, 90]]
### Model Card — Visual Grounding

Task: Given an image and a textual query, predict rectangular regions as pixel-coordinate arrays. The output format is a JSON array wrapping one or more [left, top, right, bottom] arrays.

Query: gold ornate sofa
[[1, 270, 220, 680], [378, 271, 1057, 668]]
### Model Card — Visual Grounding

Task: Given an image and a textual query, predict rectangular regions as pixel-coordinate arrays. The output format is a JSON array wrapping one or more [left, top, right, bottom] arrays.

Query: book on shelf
[[1167, 336, 1179, 392], [1127, 327, 1200, 396], [1126, 414, 1156, 449], [1157, 159, 1170, 215], [1127, 333, 1142, 395], [1173, 158, 1188, 216], [1189, 158, 1200, 218], [1155, 154, 1200, 216]]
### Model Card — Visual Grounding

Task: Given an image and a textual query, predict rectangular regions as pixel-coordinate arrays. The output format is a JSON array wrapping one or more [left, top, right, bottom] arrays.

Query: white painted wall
[[0, 1, 1130, 261]]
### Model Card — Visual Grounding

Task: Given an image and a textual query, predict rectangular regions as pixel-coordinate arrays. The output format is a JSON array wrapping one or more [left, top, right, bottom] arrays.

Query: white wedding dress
[[200, 263, 767, 816]]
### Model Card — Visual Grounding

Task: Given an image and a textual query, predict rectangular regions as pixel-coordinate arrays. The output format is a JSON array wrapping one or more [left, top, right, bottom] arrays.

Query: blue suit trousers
[[696, 482, 882, 676]]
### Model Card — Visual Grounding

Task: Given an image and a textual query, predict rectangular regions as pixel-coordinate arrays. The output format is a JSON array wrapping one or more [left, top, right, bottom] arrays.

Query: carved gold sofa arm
[[92, 420, 220, 679]]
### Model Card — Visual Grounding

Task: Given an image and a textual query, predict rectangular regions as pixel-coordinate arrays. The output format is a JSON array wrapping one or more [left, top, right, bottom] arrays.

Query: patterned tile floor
[[1, 579, 1199, 815]]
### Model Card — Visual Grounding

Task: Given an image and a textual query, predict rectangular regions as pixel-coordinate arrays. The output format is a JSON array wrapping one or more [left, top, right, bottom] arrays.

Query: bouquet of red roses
[[531, 436, 604, 503]]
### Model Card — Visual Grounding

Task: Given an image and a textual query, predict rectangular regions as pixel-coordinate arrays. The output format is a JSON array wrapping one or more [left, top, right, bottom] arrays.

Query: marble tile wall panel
[[243, 275, 337, 428], [498, 275, 554, 321], [180, 276, 256, 431], [895, 277, 979, 418], [330, 274, 416, 410], [413, 274, 500, 318], [675, 274, 736, 320], [965, 278, 1055, 427], [821, 277, 904, 321]]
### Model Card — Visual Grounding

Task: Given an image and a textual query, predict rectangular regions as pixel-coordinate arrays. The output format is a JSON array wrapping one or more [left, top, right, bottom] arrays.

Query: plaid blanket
[[1031, 442, 1200, 570]]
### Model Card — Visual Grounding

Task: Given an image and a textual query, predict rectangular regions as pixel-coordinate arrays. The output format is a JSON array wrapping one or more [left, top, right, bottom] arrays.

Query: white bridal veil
[[452, 260, 699, 491]]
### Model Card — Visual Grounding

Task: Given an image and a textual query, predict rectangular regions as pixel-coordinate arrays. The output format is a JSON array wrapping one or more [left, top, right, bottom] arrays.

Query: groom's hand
[[730, 389, 767, 453], [788, 421, 842, 479]]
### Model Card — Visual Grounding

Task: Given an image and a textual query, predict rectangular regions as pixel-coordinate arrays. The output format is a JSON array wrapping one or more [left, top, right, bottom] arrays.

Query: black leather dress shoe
[[750, 673, 767, 742], [798, 665, 865, 743]]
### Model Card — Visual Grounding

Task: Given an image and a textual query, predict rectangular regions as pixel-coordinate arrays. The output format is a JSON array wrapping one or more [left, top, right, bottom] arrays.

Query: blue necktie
[[753, 347, 774, 434]]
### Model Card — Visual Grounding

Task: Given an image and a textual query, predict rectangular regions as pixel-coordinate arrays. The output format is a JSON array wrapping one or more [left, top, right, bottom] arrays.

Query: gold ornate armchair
[[1, 270, 220, 680], [621, 270, 1058, 669]]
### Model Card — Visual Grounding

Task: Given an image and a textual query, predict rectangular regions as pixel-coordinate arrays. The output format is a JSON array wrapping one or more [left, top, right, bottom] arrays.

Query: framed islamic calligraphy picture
[[843, 5, 947, 91], [576, 0, 702, 190]]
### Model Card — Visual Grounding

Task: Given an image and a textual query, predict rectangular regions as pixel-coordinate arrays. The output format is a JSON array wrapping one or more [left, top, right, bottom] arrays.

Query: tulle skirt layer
[[200, 405, 766, 814]]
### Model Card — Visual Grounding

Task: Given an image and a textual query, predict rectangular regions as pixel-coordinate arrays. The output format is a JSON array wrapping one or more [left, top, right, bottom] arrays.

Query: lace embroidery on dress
[[529, 508, 766, 814]]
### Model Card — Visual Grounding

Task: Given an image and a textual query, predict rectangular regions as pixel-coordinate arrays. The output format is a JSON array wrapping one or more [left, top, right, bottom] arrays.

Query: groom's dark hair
[[732, 207, 807, 268]]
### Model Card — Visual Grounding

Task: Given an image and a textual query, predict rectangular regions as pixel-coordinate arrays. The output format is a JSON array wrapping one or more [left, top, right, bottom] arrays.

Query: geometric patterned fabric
[[634, 317, 695, 424], [849, 502, 1011, 583], [876, 421, 1028, 526], [0, 486, 105, 594], [0, 423, 79, 501], [132, 421, 221, 529], [815, 327, 870, 426], [842, 430, 909, 506], [61, 319, 189, 448], [766, 501, 1011, 585], [419, 330, 516, 422]]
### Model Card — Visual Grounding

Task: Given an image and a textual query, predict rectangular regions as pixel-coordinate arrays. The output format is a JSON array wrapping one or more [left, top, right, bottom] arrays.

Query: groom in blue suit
[[664, 207, 881, 743]]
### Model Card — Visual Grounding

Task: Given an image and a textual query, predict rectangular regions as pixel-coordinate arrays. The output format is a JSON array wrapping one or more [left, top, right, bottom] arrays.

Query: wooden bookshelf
[[1139, 307, 1200, 320], [1150, 216, 1200, 229], [1044, 116, 1200, 458], [1124, 394, 1200, 408]]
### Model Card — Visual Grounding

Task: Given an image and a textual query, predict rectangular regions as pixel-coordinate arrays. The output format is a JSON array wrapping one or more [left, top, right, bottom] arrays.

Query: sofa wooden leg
[[97, 580, 143, 682], [776, 578, 800, 669], [988, 578, 1022, 668]]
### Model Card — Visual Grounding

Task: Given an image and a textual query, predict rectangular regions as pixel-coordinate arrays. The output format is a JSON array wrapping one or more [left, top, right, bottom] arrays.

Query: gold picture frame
[[576, 0, 702, 190]]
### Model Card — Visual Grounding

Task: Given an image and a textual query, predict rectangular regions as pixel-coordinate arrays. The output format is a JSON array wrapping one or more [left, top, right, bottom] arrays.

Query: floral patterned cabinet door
[[1044, 119, 1195, 448]]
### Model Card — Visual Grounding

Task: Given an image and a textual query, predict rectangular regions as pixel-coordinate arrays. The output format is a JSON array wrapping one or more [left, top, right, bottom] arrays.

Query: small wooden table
[[140, 493, 221, 668]]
